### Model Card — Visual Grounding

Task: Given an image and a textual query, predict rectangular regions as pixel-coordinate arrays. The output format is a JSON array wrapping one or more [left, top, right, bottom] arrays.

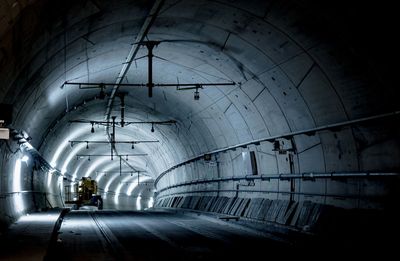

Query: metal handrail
[[156, 172, 400, 194], [155, 110, 400, 188]]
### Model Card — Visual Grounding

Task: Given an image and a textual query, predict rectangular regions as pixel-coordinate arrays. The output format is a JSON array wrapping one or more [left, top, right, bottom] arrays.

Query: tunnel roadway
[[1, 209, 393, 260], [45, 210, 295, 260]]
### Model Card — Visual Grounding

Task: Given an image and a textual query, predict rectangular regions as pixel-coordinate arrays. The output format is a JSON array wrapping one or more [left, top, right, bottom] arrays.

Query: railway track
[[43, 210, 297, 260], [44, 211, 128, 260], [89, 211, 126, 260]]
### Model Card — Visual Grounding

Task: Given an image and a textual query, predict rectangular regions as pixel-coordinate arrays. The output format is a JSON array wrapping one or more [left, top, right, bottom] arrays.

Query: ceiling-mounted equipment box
[[0, 127, 9, 140], [0, 104, 13, 126]]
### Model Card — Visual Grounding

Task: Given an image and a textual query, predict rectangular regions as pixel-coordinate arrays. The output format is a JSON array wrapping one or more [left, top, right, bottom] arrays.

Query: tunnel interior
[[0, 0, 399, 258]]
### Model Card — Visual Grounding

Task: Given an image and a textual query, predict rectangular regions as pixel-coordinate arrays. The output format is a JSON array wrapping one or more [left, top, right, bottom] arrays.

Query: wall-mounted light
[[151, 123, 154, 132], [86, 142, 89, 149], [91, 123, 95, 133], [131, 143, 135, 149]]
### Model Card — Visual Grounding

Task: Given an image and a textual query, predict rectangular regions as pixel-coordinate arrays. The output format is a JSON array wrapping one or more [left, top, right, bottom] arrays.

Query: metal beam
[[103, 0, 165, 169], [69, 119, 176, 126], [63, 81, 236, 89], [97, 171, 146, 174], [77, 154, 148, 157], [105, 0, 165, 118], [69, 140, 158, 144]]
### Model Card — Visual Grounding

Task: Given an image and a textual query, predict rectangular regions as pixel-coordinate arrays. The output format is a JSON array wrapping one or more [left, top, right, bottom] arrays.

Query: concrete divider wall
[[155, 195, 331, 232], [155, 194, 398, 239]]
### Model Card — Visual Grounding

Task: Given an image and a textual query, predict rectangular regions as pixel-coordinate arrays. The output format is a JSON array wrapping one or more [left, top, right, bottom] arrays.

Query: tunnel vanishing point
[[0, 0, 399, 260]]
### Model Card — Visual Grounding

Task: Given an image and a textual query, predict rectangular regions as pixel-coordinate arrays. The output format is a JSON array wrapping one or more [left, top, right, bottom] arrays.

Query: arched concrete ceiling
[[1, 0, 397, 194]]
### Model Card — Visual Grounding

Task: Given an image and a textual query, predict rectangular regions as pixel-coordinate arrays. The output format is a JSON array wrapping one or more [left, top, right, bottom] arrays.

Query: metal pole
[[120, 94, 125, 127], [120, 156, 122, 176], [147, 43, 154, 97], [111, 116, 116, 160]]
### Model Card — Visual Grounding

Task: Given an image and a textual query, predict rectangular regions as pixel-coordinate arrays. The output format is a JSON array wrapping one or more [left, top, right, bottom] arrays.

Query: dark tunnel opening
[[0, 0, 399, 259]]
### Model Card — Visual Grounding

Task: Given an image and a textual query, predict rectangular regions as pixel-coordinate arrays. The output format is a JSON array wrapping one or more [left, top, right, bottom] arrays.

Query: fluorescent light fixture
[[127, 177, 150, 196], [104, 174, 119, 193], [13, 159, 24, 213], [148, 197, 154, 208], [61, 143, 86, 174], [114, 175, 135, 205], [84, 158, 108, 177], [96, 163, 120, 183], [50, 128, 87, 168], [48, 128, 87, 190], [47, 169, 56, 187], [136, 194, 142, 211]]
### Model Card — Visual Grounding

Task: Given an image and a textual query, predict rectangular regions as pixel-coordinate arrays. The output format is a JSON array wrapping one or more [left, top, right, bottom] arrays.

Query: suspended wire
[[85, 34, 90, 83], [63, 20, 69, 113], [153, 55, 232, 82]]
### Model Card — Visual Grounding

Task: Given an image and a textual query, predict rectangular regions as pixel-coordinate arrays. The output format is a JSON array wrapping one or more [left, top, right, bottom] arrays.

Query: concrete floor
[[48, 210, 293, 260], [0, 209, 63, 261], [1, 209, 395, 260], [1, 209, 298, 260]]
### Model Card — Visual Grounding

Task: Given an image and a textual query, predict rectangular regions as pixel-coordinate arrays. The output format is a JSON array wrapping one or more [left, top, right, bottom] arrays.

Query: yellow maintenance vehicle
[[65, 177, 103, 210]]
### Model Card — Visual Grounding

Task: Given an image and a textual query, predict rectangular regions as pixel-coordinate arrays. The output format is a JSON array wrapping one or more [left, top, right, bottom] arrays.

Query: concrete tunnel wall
[[0, 0, 399, 231]]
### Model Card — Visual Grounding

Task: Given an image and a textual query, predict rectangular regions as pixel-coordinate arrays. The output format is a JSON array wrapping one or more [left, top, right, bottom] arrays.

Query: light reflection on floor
[[18, 213, 60, 223]]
